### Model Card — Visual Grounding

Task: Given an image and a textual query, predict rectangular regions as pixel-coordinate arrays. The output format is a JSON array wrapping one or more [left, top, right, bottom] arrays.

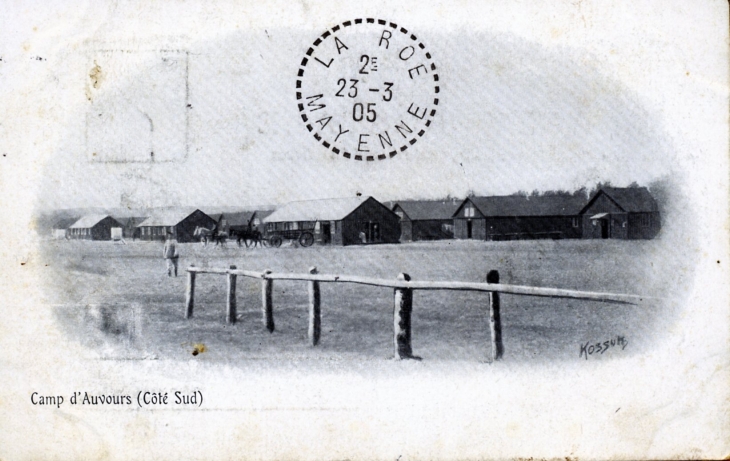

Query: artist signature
[[580, 335, 627, 360]]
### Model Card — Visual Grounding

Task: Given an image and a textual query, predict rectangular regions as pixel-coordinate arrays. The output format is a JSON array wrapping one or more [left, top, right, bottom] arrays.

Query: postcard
[[0, 0, 728, 459]]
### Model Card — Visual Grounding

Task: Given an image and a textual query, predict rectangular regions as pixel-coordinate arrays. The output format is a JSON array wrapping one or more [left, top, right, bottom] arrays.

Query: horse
[[194, 226, 214, 246], [234, 228, 262, 248], [213, 230, 228, 247]]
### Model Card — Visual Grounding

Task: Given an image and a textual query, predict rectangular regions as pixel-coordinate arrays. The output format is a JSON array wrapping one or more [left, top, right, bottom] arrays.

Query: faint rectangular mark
[[85, 50, 189, 163]]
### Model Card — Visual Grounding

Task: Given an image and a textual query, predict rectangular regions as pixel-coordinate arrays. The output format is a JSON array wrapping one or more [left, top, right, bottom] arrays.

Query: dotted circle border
[[296, 18, 440, 161]]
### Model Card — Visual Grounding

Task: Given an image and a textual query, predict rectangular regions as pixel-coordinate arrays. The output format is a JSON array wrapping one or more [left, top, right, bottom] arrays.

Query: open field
[[40, 238, 685, 366]]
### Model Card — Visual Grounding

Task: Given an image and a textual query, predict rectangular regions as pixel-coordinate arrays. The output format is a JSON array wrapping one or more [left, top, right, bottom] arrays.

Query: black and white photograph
[[0, 1, 728, 459]]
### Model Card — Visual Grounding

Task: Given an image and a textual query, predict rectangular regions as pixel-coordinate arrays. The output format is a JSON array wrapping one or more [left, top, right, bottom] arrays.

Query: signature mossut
[[580, 336, 628, 360]]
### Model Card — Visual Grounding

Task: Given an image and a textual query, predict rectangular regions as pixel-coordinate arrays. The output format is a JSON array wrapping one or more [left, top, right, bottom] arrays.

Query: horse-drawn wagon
[[262, 228, 315, 247], [225, 226, 314, 248]]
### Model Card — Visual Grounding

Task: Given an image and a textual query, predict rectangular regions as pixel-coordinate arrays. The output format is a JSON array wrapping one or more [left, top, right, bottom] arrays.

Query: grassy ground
[[42, 238, 683, 366]]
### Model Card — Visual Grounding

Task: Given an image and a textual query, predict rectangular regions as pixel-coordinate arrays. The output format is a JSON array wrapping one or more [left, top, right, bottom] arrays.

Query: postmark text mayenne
[[297, 18, 439, 161]]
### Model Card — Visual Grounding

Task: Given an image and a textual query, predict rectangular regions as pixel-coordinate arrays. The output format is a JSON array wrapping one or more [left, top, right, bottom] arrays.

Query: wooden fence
[[184, 265, 655, 362]]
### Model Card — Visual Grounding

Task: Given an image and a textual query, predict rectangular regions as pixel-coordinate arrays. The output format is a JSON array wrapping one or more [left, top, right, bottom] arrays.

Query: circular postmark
[[296, 18, 439, 161]]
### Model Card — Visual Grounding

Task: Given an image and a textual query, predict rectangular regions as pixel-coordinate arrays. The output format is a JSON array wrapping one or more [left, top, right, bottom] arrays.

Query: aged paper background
[[1, 0, 728, 459]]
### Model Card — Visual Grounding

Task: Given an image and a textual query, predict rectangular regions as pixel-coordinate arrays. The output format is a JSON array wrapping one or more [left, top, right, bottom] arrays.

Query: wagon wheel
[[270, 235, 283, 248], [298, 232, 314, 247]]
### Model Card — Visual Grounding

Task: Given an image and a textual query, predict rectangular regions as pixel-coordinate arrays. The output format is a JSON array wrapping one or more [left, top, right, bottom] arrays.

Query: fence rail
[[184, 265, 658, 362]]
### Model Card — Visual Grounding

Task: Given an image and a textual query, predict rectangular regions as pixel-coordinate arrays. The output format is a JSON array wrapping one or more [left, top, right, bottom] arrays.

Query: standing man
[[163, 233, 179, 277]]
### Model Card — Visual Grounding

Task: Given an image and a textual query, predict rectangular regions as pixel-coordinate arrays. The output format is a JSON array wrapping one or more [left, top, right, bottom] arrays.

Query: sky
[[1, 0, 712, 211]]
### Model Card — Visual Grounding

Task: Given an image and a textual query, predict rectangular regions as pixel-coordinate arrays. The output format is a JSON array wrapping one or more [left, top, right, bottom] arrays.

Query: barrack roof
[[392, 200, 461, 220], [590, 187, 659, 213], [467, 195, 586, 217], [69, 214, 117, 229], [264, 196, 372, 223], [136, 209, 202, 227]]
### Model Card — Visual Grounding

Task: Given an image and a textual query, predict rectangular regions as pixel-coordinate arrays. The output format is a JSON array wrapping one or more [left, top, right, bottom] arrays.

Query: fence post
[[393, 273, 414, 359], [487, 270, 504, 362], [226, 265, 237, 324], [308, 266, 321, 346], [261, 269, 274, 332], [185, 265, 196, 319]]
